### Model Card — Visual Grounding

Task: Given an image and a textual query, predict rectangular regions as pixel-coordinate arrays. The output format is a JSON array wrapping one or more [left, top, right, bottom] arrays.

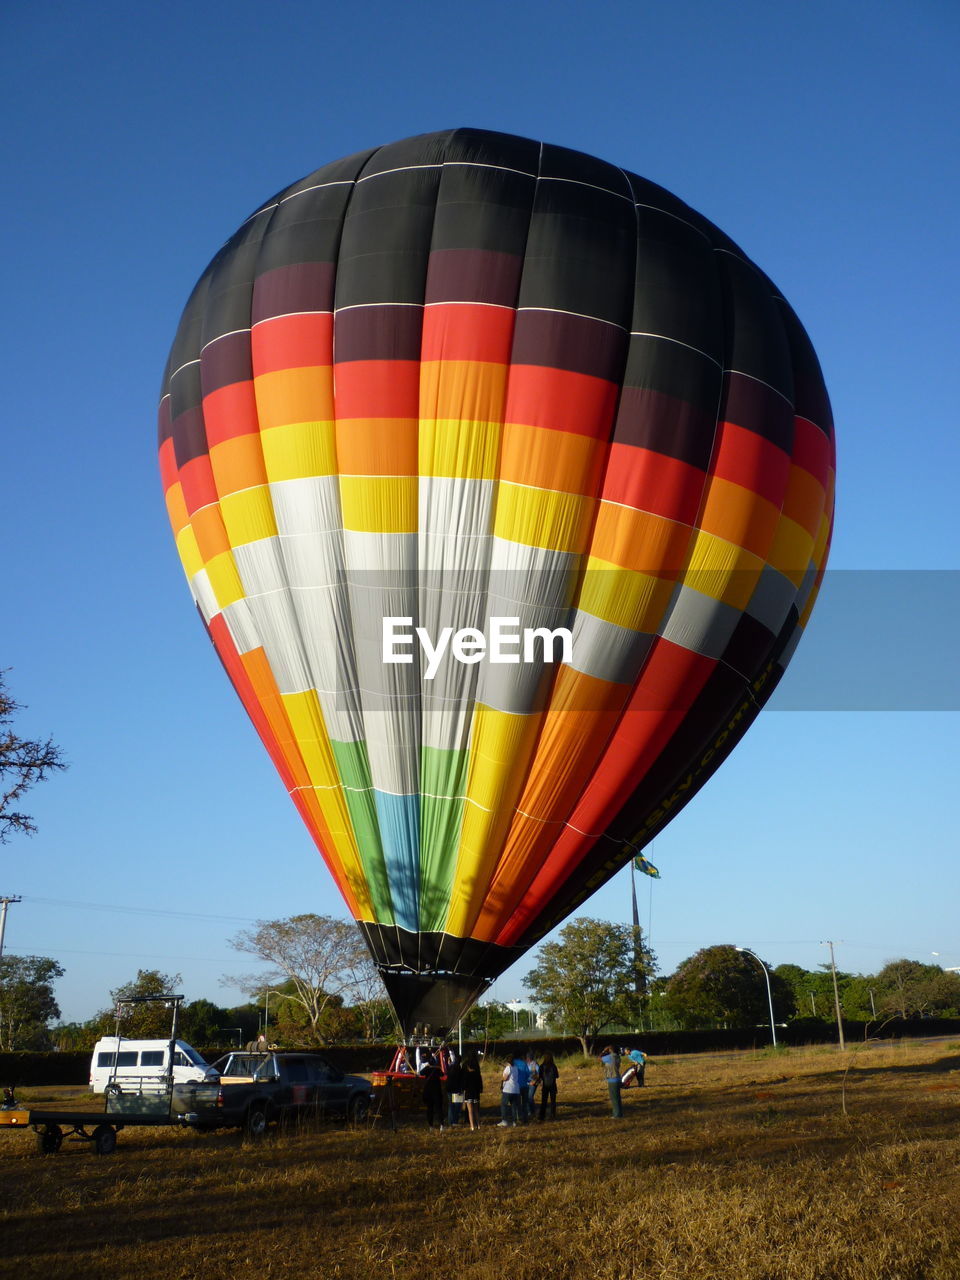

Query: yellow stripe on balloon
[[219, 486, 279, 547], [280, 689, 375, 921], [203, 549, 246, 610], [443, 704, 543, 938], [685, 530, 766, 611], [494, 482, 596, 554], [578, 556, 676, 633], [339, 475, 418, 533]]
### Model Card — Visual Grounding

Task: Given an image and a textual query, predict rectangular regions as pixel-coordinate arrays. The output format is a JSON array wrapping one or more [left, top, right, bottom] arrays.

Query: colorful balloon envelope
[[158, 129, 834, 1032]]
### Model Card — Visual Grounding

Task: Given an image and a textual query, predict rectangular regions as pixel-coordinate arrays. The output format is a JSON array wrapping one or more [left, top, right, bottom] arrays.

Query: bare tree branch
[[225, 914, 373, 1042], [0, 672, 66, 842]]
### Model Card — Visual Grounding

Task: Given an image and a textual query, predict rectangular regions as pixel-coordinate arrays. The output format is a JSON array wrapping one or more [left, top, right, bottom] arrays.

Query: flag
[[634, 854, 660, 879]]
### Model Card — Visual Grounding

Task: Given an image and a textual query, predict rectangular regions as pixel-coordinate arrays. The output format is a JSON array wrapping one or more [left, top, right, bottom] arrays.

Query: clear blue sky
[[3, 0, 958, 1023]]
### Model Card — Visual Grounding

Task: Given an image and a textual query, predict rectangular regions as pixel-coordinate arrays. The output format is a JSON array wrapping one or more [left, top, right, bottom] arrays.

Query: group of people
[[408, 1046, 560, 1129], [410, 1042, 647, 1128], [414, 1046, 486, 1130], [497, 1050, 560, 1126]]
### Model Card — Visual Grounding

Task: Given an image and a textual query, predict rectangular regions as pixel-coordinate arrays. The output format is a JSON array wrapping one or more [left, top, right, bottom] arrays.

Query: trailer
[[0, 1102, 177, 1155], [0, 991, 191, 1155]]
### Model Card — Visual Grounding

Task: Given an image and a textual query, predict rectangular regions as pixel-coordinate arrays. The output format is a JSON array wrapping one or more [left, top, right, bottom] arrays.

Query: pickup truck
[[174, 1051, 375, 1136]]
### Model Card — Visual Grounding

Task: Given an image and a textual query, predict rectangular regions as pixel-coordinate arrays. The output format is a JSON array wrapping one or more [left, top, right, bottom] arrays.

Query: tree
[[179, 998, 232, 1045], [664, 946, 795, 1030], [525, 918, 656, 1054], [460, 1000, 516, 1042], [871, 959, 960, 1019], [774, 962, 853, 1021], [226, 914, 377, 1044], [0, 955, 64, 1049], [0, 672, 66, 842], [94, 969, 184, 1038]]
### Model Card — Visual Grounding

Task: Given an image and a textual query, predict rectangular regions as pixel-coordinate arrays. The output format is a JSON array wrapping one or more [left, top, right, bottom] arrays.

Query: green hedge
[[0, 1051, 90, 1087]]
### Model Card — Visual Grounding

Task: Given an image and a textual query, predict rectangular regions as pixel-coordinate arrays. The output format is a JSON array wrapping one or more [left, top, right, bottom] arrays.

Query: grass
[[2, 1038, 959, 1279]]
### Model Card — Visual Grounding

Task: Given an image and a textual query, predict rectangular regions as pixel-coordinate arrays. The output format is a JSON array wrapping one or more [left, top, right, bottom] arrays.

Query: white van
[[89, 1038, 211, 1094]]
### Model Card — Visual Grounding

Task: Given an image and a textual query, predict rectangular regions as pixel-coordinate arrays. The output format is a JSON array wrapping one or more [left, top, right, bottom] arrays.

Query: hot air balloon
[[158, 129, 834, 1035]]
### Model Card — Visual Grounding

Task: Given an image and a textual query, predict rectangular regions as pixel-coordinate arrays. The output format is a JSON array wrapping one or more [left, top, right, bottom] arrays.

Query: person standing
[[445, 1051, 465, 1128], [461, 1050, 483, 1130], [537, 1053, 559, 1120], [512, 1052, 531, 1123], [525, 1050, 540, 1117], [421, 1052, 445, 1129], [600, 1045, 623, 1118], [499, 1055, 521, 1127]]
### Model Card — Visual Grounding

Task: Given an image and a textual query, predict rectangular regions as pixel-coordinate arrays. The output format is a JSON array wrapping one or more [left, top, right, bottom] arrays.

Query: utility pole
[[0, 896, 22, 958], [821, 940, 846, 1050]]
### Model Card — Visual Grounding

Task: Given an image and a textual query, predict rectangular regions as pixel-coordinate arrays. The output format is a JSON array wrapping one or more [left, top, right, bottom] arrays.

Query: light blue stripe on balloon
[[373, 791, 421, 932]]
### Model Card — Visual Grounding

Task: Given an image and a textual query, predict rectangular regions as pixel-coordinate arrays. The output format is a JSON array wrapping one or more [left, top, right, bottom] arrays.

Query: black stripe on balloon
[[778, 297, 834, 442], [200, 216, 269, 350], [614, 381, 721, 472], [335, 164, 443, 309], [357, 923, 523, 981], [430, 164, 537, 256], [334, 303, 423, 362], [632, 207, 724, 361], [720, 251, 795, 403], [511, 309, 628, 382], [201, 331, 252, 396], [723, 371, 794, 454], [442, 126, 541, 174], [251, 262, 336, 323], [424, 248, 524, 307], [171, 404, 208, 469], [517, 182, 636, 326]]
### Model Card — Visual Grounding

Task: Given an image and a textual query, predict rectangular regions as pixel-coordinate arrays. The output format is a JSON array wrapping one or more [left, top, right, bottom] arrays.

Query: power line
[[13, 942, 228, 962], [20, 895, 257, 925]]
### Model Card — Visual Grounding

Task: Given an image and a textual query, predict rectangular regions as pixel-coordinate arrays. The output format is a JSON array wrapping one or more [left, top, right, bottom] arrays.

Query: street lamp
[[735, 947, 777, 1047], [262, 989, 286, 1038]]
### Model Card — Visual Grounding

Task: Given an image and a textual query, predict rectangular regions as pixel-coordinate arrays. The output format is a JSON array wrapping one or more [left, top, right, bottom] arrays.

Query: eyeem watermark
[[383, 617, 573, 680]]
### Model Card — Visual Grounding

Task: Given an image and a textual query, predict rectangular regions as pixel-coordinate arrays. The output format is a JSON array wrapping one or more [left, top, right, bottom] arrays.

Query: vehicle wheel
[[37, 1124, 63, 1155], [92, 1124, 117, 1156], [245, 1103, 268, 1139], [348, 1093, 370, 1124], [104, 1083, 122, 1098]]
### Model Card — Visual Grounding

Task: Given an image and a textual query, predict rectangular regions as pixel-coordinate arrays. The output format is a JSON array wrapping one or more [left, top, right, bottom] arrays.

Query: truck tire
[[104, 1083, 122, 1098], [348, 1093, 369, 1123], [92, 1124, 117, 1156], [37, 1124, 63, 1155], [245, 1102, 268, 1139]]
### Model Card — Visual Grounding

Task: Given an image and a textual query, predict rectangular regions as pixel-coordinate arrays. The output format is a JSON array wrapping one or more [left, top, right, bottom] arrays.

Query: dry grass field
[[2, 1038, 959, 1280]]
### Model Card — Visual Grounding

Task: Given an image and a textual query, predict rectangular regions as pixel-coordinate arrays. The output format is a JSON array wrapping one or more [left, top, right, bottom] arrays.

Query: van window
[[116, 1052, 138, 1068], [97, 1052, 116, 1068], [172, 1052, 189, 1067], [140, 1051, 165, 1067]]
